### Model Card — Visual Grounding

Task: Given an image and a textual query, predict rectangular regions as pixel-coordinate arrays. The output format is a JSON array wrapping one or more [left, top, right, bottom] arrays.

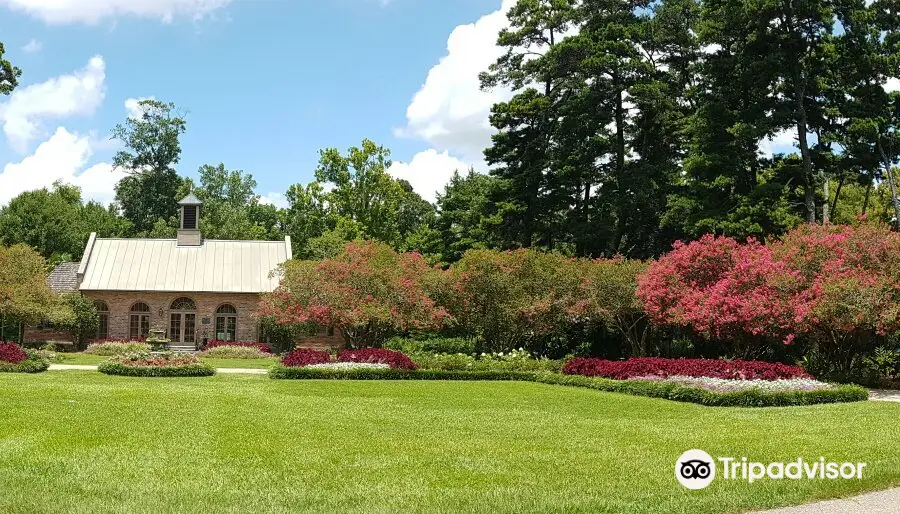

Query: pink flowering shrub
[[203, 341, 272, 353], [338, 348, 418, 370], [638, 223, 900, 374], [260, 241, 451, 348], [562, 357, 812, 380], [0, 342, 27, 364], [281, 348, 332, 367]]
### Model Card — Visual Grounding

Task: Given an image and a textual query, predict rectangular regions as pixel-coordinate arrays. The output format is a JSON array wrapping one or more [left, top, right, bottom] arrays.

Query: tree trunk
[[611, 85, 627, 254], [877, 141, 900, 229], [830, 174, 845, 220], [795, 85, 816, 223], [822, 176, 830, 224], [862, 178, 873, 216]]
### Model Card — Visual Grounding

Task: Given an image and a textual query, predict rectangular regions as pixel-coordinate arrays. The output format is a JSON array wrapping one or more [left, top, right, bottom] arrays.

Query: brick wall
[[82, 291, 262, 345]]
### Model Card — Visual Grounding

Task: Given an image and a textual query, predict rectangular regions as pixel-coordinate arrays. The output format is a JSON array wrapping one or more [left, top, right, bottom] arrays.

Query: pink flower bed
[[562, 357, 812, 381], [282, 348, 331, 367], [0, 342, 27, 364], [203, 341, 272, 353], [338, 348, 418, 370]]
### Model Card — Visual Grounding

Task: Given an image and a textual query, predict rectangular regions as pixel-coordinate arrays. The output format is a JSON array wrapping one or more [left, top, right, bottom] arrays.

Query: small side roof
[[48, 262, 79, 293]]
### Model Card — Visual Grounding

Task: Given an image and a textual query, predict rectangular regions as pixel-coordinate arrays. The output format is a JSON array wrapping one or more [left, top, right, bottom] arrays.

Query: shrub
[[411, 352, 476, 371], [385, 336, 476, 355], [200, 346, 270, 359], [281, 348, 331, 367], [576, 258, 651, 357], [338, 348, 418, 370], [267, 367, 867, 407], [98, 351, 214, 377], [562, 357, 811, 381], [202, 341, 272, 353], [0, 341, 27, 364], [259, 241, 451, 348], [85, 341, 152, 356], [471, 349, 564, 372]]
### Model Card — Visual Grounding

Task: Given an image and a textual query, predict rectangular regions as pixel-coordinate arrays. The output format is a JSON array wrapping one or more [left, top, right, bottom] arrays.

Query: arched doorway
[[129, 302, 151, 340], [169, 297, 197, 346], [215, 304, 237, 342], [94, 301, 109, 340]]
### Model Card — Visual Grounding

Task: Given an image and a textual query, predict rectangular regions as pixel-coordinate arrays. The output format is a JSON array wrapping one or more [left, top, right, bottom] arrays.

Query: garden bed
[[0, 343, 49, 373], [98, 352, 215, 377], [268, 366, 867, 407]]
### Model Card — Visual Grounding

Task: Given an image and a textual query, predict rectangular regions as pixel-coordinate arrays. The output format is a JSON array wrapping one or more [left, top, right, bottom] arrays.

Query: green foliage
[[0, 41, 20, 95], [51, 293, 99, 349], [98, 360, 215, 377], [0, 352, 49, 373], [0, 182, 128, 263], [200, 346, 270, 359], [0, 244, 56, 329], [188, 164, 274, 240], [268, 366, 867, 407], [112, 100, 187, 235], [385, 336, 476, 355], [84, 341, 152, 356]]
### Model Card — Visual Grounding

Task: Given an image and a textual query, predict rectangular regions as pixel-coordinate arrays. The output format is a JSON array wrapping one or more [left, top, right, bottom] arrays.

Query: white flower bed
[[632, 375, 832, 393], [304, 362, 391, 370]]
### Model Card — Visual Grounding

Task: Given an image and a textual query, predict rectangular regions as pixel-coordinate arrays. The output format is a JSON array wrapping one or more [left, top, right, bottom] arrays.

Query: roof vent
[[177, 193, 203, 246]]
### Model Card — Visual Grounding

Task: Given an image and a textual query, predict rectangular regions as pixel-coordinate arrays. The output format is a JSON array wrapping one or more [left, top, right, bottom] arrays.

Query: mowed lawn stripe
[[0, 372, 897, 514]]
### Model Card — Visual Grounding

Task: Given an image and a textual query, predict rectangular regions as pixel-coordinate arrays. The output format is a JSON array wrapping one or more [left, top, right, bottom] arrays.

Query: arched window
[[94, 301, 109, 340], [169, 297, 197, 345], [215, 304, 237, 342], [129, 302, 151, 340], [170, 297, 196, 311]]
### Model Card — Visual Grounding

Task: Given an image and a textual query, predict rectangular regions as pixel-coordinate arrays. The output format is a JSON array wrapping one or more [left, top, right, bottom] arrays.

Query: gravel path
[[748, 488, 900, 513]]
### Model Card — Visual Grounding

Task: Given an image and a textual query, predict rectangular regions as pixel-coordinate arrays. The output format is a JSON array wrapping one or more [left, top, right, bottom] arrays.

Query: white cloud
[[124, 96, 156, 119], [388, 149, 471, 202], [0, 55, 106, 152], [0, 127, 125, 206], [21, 39, 42, 53], [0, 0, 231, 24], [759, 128, 797, 157], [259, 192, 289, 209], [885, 77, 900, 93], [395, 0, 516, 162]]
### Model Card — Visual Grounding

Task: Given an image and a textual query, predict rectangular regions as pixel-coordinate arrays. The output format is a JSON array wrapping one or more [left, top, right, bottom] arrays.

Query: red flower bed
[[282, 348, 331, 367], [562, 357, 812, 381], [0, 342, 27, 364], [203, 341, 272, 353], [338, 348, 418, 370]]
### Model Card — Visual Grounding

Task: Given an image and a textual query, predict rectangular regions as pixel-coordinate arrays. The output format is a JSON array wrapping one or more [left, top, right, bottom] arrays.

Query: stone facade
[[82, 291, 262, 346]]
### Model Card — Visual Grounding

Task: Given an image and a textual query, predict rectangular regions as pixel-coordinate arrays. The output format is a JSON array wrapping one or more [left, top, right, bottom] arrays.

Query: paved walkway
[[48, 364, 267, 374], [868, 389, 900, 402], [750, 488, 900, 513]]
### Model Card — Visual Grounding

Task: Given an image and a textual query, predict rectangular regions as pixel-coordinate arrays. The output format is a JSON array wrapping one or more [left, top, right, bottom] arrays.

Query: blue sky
[[0, 0, 519, 206], [0, 0, 808, 208]]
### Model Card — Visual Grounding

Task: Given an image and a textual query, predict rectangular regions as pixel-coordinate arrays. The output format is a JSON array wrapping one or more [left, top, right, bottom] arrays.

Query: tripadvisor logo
[[675, 450, 867, 490]]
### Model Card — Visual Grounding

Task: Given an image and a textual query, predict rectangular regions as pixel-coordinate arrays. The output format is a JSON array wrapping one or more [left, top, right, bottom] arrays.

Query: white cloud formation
[[759, 128, 797, 157], [388, 149, 471, 202], [0, 127, 125, 206], [21, 39, 42, 53], [124, 96, 157, 119], [395, 0, 516, 162], [0, 55, 106, 152], [259, 192, 289, 209], [0, 0, 231, 24], [885, 77, 900, 93]]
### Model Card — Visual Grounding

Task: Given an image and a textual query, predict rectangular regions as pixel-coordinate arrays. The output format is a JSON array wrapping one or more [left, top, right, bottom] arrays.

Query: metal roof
[[178, 193, 203, 205], [48, 262, 79, 293], [77, 235, 291, 293]]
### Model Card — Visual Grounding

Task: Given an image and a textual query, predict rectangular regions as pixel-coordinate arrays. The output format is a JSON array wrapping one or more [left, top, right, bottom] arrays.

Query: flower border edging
[[98, 361, 216, 377], [267, 366, 868, 407]]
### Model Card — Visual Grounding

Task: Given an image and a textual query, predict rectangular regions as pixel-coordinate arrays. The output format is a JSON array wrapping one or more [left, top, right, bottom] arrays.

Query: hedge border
[[98, 361, 216, 377], [0, 358, 49, 374], [268, 366, 868, 407]]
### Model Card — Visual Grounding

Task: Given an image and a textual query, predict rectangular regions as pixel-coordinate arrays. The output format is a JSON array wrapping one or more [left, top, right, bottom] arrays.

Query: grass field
[[58, 352, 278, 369], [0, 372, 897, 514]]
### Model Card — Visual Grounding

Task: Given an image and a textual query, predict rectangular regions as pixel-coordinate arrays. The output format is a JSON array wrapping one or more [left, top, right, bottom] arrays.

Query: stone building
[[73, 194, 291, 350]]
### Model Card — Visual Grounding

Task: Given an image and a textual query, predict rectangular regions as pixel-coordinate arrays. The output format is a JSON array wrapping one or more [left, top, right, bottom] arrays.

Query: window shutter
[[183, 206, 198, 229]]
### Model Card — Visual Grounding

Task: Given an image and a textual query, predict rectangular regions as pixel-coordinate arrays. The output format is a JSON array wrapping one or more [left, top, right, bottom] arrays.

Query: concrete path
[[749, 488, 900, 513], [868, 389, 900, 402], [48, 364, 267, 374]]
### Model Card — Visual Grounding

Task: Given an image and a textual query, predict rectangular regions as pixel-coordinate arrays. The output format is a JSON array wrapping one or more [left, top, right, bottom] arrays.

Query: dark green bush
[[385, 336, 477, 355], [268, 366, 868, 407], [0, 355, 49, 373], [98, 361, 215, 377]]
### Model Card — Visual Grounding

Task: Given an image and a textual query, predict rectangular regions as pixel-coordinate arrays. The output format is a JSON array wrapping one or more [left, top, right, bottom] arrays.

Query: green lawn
[[0, 372, 897, 514], [58, 352, 278, 369]]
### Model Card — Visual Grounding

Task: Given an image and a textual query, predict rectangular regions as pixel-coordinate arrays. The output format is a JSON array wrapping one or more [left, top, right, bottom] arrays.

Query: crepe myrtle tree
[[259, 241, 451, 348]]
